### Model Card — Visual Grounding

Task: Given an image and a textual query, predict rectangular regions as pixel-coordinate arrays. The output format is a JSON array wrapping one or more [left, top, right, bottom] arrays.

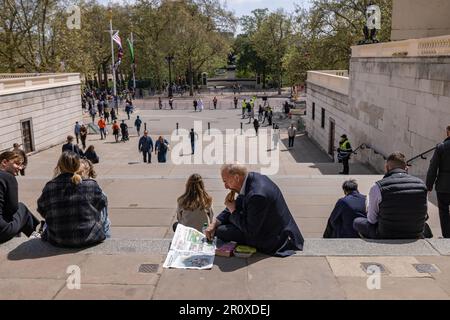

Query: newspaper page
[[163, 224, 216, 270]]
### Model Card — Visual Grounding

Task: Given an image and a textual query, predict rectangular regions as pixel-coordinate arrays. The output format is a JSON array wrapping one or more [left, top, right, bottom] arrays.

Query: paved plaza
[[1, 95, 450, 300]]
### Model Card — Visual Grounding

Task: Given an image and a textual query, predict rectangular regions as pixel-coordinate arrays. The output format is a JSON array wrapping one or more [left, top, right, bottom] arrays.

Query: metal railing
[[352, 143, 387, 159], [406, 147, 436, 166]]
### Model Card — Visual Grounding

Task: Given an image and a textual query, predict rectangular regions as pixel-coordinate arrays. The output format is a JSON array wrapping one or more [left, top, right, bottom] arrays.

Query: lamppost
[[165, 54, 174, 97]]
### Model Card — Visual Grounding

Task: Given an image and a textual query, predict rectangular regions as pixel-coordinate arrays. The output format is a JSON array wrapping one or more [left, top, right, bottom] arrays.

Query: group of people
[[2, 119, 449, 256], [138, 131, 170, 163], [0, 150, 110, 247], [324, 126, 450, 240]]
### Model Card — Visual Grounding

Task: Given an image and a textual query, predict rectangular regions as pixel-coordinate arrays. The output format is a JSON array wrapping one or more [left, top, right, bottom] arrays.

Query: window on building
[[321, 108, 325, 128], [312, 102, 315, 120]]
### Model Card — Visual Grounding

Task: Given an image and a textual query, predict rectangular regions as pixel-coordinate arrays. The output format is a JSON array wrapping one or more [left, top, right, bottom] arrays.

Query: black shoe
[[38, 220, 45, 233]]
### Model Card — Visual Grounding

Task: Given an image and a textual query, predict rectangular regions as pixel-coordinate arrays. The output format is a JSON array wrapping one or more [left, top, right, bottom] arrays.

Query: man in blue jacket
[[138, 130, 153, 163], [205, 164, 304, 257], [323, 179, 367, 238]]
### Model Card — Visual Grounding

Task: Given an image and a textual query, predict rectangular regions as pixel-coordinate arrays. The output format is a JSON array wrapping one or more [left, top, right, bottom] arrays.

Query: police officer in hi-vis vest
[[337, 134, 352, 175]]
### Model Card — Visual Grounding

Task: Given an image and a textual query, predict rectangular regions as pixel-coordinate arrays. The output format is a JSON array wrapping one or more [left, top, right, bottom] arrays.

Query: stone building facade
[[0, 74, 82, 154], [305, 35, 450, 176]]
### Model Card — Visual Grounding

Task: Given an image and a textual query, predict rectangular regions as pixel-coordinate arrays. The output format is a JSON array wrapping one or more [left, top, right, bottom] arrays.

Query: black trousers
[[142, 151, 152, 163], [342, 158, 349, 174], [0, 203, 40, 243], [437, 192, 450, 238], [215, 223, 247, 244], [288, 136, 295, 147]]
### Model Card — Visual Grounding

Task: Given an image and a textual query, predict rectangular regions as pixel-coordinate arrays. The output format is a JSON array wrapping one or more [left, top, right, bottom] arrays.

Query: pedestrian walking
[[80, 124, 87, 150], [155, 136, 169, 163], [97, 117, 107, 140], [158, 97, 163, 110], [110, 107, 117, 122], [253, 118, 260, 136], [190, 129, 199, 155], [234, 96, 238, 109], [120, 120, 129, 142], [213, 96, 218, 109], [134, 116, 142, 137], [169, 97, 173, 110], [74, 121, 81, 144], [288, 123, 297, 149], [198, 99, 204, 112], [125, 102, 132, 120], [193, 99, 198, 112], [138, 130, 154, 163], [112, 121, 120, 143], [104, 107, 110, 124]]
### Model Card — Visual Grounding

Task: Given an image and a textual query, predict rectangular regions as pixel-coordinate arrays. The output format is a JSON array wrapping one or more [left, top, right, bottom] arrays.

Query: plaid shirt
[[37, 173, 107, 247]]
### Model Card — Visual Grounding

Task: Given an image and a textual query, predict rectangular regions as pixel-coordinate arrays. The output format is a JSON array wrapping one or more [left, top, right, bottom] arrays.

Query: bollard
[[176, 122, 179, 135], [208, 122, 210, 135], [144, 122, 147, 130], [240, 122, 243, 135]]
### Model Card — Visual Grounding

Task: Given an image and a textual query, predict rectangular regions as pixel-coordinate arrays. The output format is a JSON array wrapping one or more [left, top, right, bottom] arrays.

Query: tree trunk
[[188, 62, 194, 96], [97, 67, 102, 90]]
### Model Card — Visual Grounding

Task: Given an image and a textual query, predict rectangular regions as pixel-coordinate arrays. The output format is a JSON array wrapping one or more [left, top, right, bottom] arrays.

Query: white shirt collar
[[239, 174, 249, 195]]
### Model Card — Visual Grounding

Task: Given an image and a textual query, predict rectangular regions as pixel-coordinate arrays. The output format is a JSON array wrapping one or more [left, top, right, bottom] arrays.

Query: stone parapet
[[352, 35, 450, 58], [306, 71, 349, 96], [0, 73, 81, 95]]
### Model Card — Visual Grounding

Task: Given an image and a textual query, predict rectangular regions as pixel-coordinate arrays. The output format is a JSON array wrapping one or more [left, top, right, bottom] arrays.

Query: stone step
[[2, 237, 449, 258]]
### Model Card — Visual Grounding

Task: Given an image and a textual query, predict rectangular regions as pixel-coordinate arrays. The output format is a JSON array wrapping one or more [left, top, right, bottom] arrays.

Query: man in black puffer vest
[[354, 152, 431, 239]]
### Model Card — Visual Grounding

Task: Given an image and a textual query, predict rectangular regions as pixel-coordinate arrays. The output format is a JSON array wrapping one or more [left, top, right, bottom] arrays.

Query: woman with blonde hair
[[173, 173, 214, 232], [37, 151, 107, 247]]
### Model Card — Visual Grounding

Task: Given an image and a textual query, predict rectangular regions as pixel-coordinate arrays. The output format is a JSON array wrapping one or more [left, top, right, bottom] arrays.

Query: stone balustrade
[[0, 73, 81, 95], [306, 71, 349, 95], [352, 34, 450, 58]]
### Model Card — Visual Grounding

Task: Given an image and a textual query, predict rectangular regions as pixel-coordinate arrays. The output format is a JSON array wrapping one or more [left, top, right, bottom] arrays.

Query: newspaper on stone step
[[163, 224, 216, 270]]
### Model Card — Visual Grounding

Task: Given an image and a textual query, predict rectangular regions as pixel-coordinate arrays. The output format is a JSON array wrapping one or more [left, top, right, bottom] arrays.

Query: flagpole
[[109, 8, 117, 97], [131, 32, 136, 91]]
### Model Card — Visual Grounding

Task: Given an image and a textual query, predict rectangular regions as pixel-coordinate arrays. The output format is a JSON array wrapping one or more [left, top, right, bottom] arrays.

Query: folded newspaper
[[163, 224, 216, 270]]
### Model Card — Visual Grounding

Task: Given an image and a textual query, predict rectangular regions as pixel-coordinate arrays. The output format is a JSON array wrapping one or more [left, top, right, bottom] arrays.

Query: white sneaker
[[29, 231, 41, 239]]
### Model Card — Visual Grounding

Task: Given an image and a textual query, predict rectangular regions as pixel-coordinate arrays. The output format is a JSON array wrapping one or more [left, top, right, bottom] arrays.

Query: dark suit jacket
[[323, 191, 367, 238], [426, 137, 450, 193], [62, 143, 82, 157], [216, 172, 304, 256]]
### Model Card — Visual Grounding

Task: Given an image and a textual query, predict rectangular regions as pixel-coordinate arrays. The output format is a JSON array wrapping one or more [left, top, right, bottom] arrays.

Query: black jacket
[[426, 136, 450, 193], [323, 191, 366, 238], [216, 172, 304, 256]]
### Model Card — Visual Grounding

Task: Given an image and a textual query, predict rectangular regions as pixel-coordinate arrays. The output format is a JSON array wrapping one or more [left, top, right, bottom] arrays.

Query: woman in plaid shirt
[[37, 152, 107, 248]]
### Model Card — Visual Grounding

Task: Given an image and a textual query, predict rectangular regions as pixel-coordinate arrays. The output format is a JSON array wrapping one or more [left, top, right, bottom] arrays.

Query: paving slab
[[77, 254, 163, 285], [426, 239, 450, 255], [417, 256, 450, 296], [0, 279, 65, 299], [110, 227, 168, 239], [109, 212, 174, 227], [337, 277, 449, 299], [0, 250, 88, 280], [153, 256, 249, 300], [55, 284, 155, 300], [246, 256, 345, 299], [327, 256, 429, 277], [295, 239, 440, 256]]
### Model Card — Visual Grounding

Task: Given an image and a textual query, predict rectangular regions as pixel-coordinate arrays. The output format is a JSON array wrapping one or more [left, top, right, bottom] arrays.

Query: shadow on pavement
[[213, 253, 270, 272], [7, 239, 90, 260]]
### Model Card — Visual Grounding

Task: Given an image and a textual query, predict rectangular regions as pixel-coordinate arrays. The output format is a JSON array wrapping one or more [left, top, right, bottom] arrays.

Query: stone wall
[[305, 82, 350, 161], [0, 84, 82, 153], [392, 0, 450, 40], [349, 56, 450, 175]]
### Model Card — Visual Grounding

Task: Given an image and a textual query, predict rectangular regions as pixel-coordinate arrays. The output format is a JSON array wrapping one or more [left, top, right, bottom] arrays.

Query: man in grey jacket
[[426, 125, 450, 238]]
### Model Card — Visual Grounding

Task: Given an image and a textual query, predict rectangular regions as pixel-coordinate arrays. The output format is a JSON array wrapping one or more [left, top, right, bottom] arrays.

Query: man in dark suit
[[204, 164, 304, 257], [323, 179, 367, 238], [61, 135, 82, 157], [426, 125, 450, 238]]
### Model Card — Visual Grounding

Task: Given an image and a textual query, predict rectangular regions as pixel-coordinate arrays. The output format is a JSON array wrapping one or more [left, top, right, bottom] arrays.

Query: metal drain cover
[[361, 262, 388, 274], [139, 264, 159, 273], [413, 264, 440, 273]]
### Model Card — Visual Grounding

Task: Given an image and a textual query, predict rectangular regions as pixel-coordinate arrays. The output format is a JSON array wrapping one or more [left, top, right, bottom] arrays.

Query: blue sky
[[225, 0, 311, 18]]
